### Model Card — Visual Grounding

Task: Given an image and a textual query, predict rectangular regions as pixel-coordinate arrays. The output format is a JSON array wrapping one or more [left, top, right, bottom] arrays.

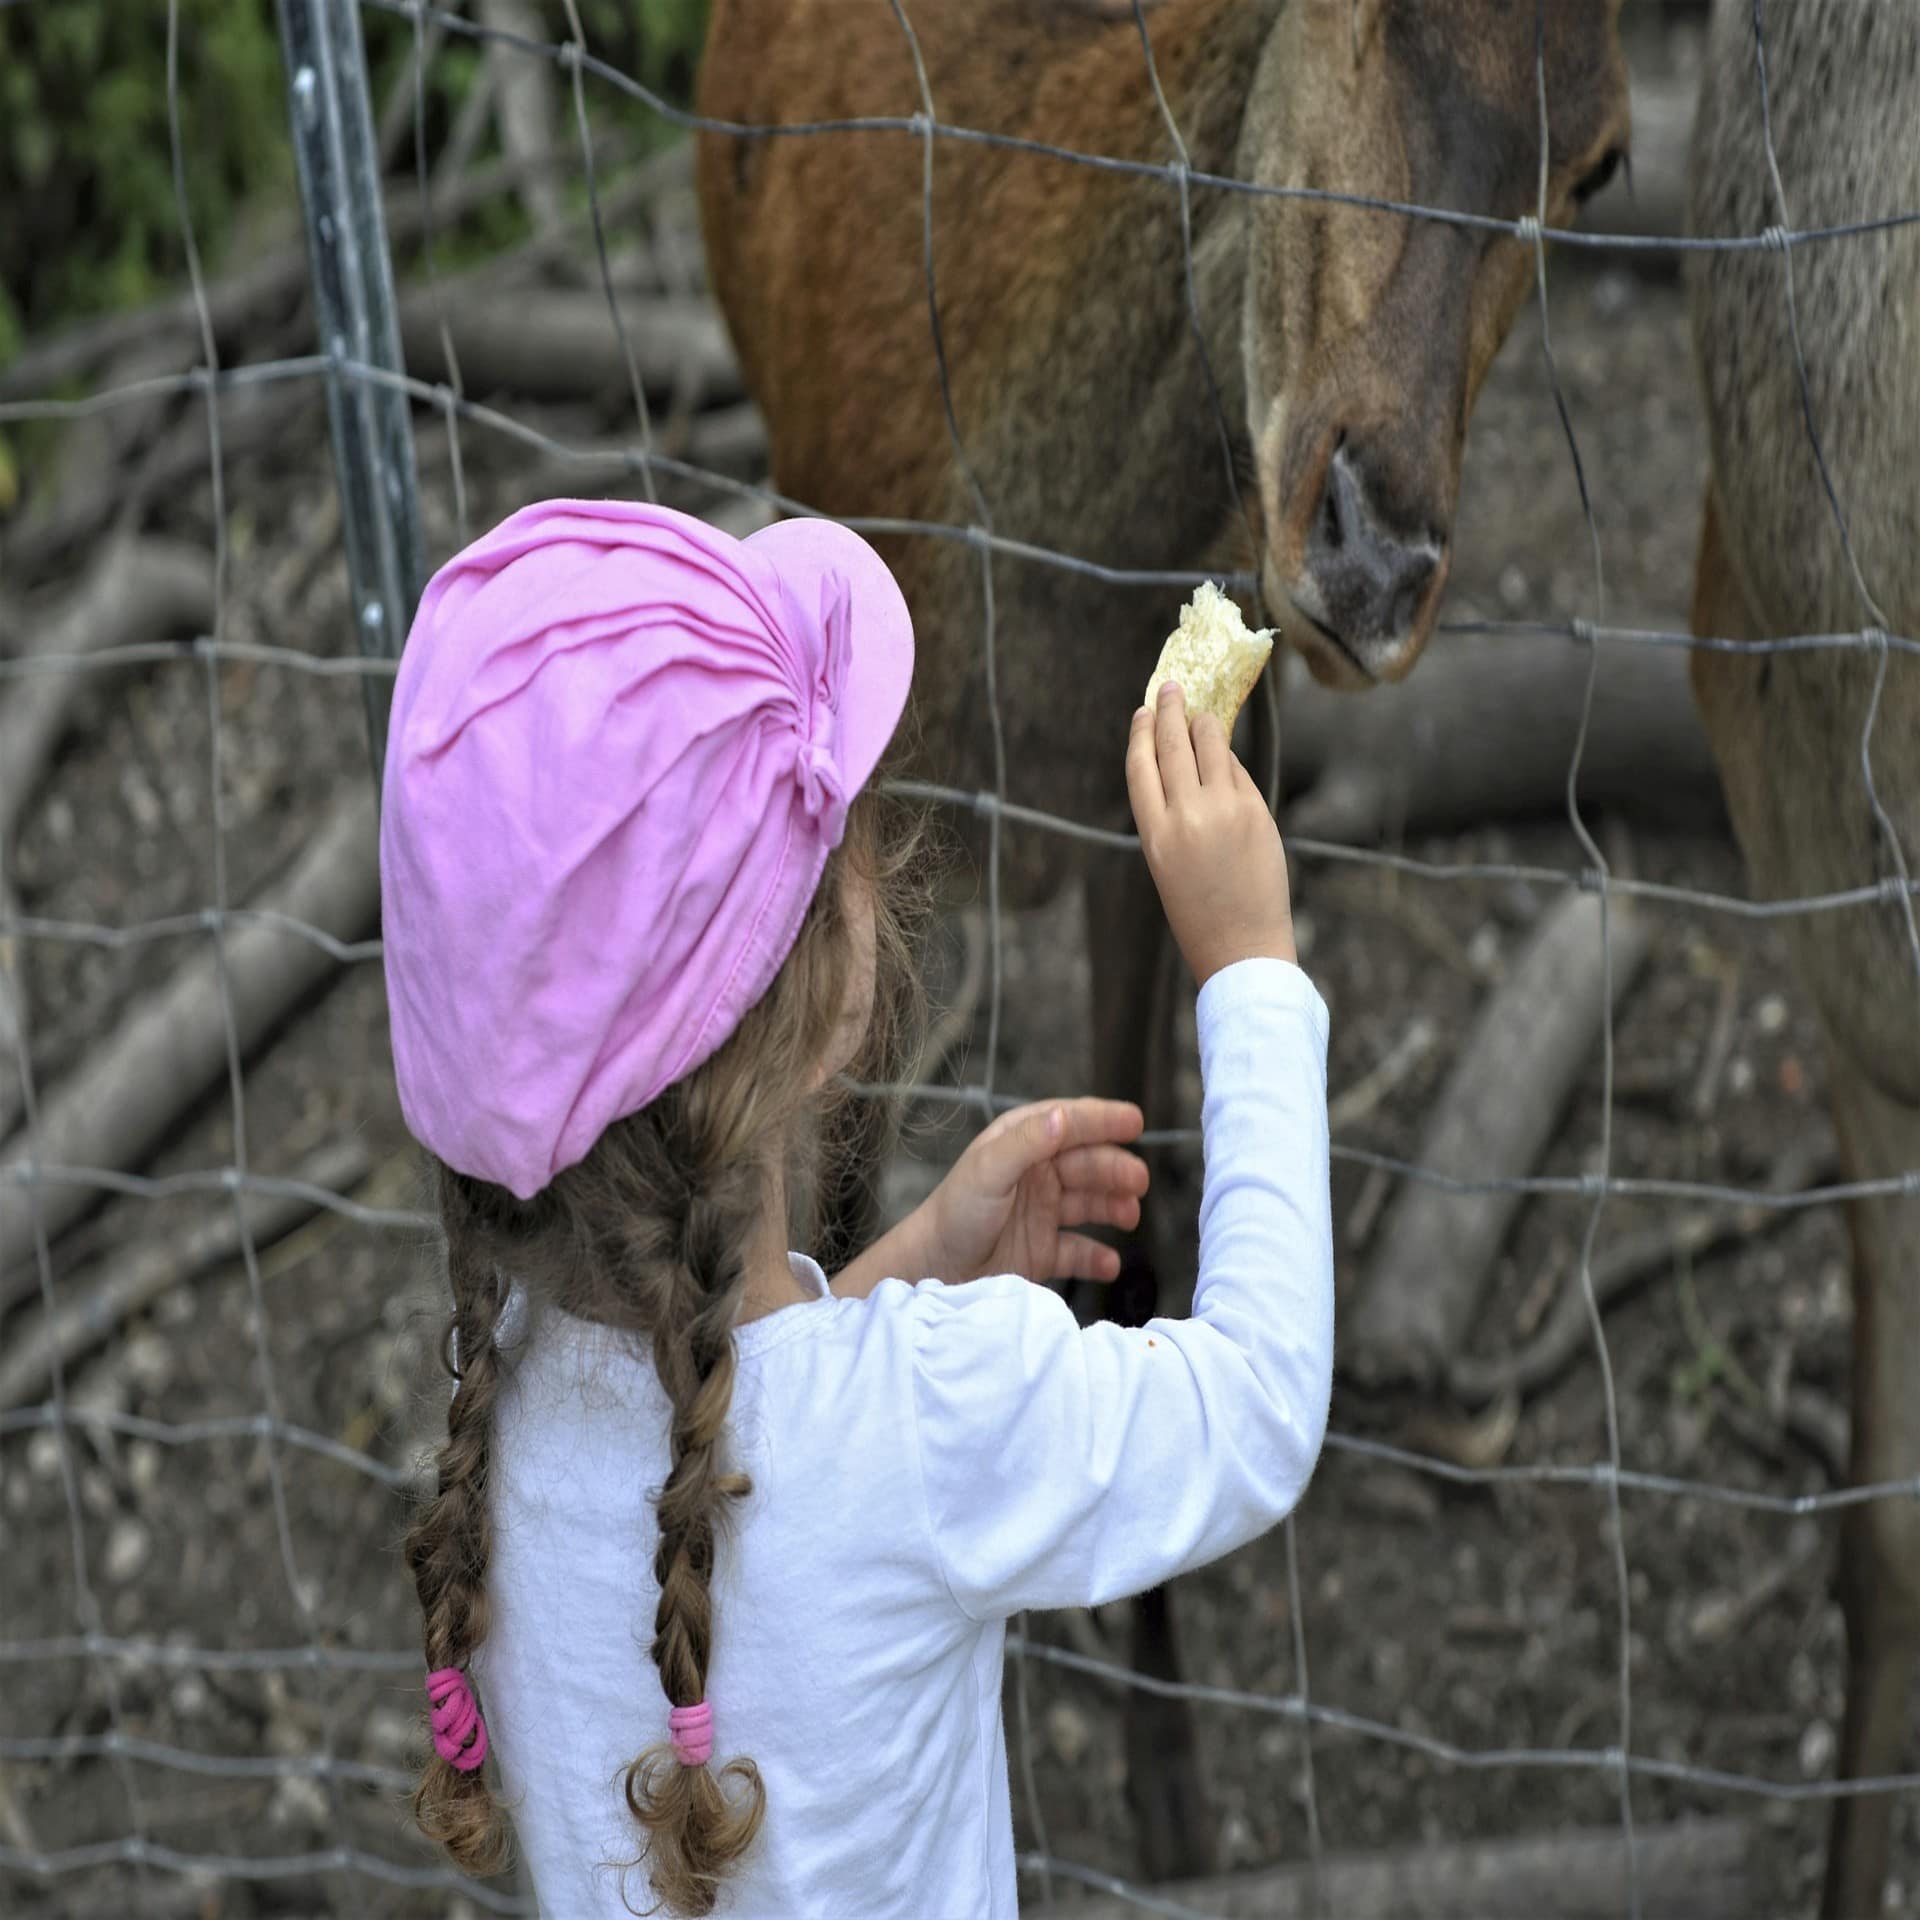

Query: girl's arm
[[908, 952, 1332, 1615]]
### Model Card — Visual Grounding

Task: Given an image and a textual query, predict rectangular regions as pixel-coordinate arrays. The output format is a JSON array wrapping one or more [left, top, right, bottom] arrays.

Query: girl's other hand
[[923, 1098, 1148, 1286]]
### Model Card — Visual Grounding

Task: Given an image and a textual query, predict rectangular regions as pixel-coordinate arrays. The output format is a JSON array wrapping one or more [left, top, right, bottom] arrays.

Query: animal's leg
[[1693, 485, 1920, 1917], [1687, 486, 1770, 839], [1085, 861, 1217, 1882], [1821, 1054, 1920, 1920]]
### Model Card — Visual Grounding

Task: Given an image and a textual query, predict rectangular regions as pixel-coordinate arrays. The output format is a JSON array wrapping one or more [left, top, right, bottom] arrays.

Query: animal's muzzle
[[1295, 441, 1444, 681]]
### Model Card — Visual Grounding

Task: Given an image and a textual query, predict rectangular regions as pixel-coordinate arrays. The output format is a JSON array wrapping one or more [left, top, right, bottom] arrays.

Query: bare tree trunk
[[1061, 1818, 1750, 1920], [0, 794, 379, 1280], [395, 290, 738, 403], [0, 1140, 369, 1401], [1343, 889, 1655, 1384], [479, 0, 567, 232], [0, 540, 215, 831], [1281, 633, 1724, 845], [0, 541, 217, 1141]]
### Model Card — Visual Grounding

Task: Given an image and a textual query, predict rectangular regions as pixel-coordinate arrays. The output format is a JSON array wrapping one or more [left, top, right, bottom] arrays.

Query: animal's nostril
[[1320, 478, 1343, 554], [1302, 444, 1441, 653]]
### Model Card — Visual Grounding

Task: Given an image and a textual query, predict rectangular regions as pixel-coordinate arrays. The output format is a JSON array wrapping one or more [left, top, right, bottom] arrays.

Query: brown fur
[[1687, 5, 1920, 1915], [697, 0, 1628, 1879], [404, 794, 927, 1914]]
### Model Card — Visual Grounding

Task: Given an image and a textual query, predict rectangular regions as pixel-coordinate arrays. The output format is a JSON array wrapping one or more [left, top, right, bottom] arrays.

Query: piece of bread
[[1143, 581, 1276, 732]]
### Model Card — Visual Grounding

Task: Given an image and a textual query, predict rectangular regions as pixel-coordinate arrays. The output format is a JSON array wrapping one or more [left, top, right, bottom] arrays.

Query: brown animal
[[1687, 3, 1920, 1914], [698, 0, 1629, 1880]]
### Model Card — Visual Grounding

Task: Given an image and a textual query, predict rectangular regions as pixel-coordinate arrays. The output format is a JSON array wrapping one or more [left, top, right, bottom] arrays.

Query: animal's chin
[[1264, 570, 1438, 690], [1274, 597, 1378, 691], [1282, 614, 1374, 691]]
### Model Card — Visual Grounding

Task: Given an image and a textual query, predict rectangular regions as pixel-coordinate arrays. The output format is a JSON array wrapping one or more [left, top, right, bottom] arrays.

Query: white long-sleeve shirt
[[474, 957, 1333, 1918]]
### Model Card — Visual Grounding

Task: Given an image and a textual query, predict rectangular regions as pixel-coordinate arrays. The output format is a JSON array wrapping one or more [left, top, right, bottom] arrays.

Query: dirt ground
[[1, 223, 1908, 1920]]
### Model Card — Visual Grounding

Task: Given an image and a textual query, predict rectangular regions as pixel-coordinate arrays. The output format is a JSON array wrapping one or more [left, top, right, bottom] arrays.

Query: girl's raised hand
[[1127, 681, 1296, 985], [922, 1098, 1148, 1287]]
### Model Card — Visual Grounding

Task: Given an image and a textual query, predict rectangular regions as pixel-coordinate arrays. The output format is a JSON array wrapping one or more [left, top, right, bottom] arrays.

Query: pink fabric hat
[[379, 498, 914, 1199]]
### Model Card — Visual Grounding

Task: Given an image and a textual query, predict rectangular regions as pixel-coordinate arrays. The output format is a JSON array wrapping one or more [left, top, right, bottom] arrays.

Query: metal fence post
[[276, 0, 426, 783]]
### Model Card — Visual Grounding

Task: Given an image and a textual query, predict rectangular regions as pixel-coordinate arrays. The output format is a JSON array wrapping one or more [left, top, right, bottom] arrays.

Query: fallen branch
[[0, 876, 19, 1151], [0, 541, 216, 1140], [0, 539, 215, 833], [1327, 1017, 1435, 1133], [0, 141, 689, 407], [480, 0, 566, 232], [1061, 1817, 1751, 1920], [1446, 1135, 1836, 1408], [0, 1760, 35, 1861], [3, 381, 318, 582], [396, 290, 739, 405], [1783, 1385, 1849, 1485], [0, 1140, 368, 1408], [1343, 890, 1655, 1386], [1281, 633, 1725, 845], [0, 792, 379, 1286], [375, 11, 449, 171]]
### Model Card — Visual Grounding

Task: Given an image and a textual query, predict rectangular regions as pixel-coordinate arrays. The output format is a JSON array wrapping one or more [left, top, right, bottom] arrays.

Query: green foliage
[[585, 0, 711, 113], [0, 1, 291, 349], [0, 0, 712, 352]]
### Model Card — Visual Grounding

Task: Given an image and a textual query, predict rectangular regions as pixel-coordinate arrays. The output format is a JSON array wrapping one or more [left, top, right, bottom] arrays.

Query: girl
[[382, 499, 1332, 1918]]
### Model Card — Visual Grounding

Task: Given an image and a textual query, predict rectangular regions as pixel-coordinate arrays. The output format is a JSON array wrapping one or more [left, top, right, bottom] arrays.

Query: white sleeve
[[909, 957, 1333, 1619]]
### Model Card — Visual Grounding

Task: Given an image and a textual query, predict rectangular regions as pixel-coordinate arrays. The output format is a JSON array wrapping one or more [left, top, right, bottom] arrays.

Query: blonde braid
[[402, 792, 930, 1911], [622, 1088, 768, 1915], [404, 1173, 514, 1875]]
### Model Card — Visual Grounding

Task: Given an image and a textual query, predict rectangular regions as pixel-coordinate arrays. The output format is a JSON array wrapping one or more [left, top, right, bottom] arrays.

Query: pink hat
[[379, 499, 914, 1199]]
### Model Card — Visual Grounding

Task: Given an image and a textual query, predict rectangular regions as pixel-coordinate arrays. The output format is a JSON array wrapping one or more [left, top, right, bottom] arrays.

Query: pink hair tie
[[668, 1701, 713, 1769], [426, 1667, 489, 1773]]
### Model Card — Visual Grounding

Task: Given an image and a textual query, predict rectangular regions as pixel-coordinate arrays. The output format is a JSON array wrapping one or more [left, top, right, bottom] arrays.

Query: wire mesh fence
[[1, 1, 1917, 1914]]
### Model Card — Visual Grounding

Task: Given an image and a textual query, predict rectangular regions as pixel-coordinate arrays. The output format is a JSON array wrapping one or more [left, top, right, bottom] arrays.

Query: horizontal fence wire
[[351, 0, 1920, 257], [0, 1839, 534, 1915], [3, 0, 1917, 1913], [4, 1398, 1918, 1520]]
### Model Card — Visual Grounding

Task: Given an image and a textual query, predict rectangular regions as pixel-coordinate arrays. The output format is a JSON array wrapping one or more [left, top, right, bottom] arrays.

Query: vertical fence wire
[[1126, 1, 1323, 1895], [170, 2, 355, 1904], [1527, 9, 1638, 1912], [0, 641, 158, 1903], [559, 0, 659, 503], [408, 0, 472, 554], [880, 2, 1039, 1894]]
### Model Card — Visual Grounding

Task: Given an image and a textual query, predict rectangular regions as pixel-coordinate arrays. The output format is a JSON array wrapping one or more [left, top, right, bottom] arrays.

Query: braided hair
[[404, 792, 925, 1912]]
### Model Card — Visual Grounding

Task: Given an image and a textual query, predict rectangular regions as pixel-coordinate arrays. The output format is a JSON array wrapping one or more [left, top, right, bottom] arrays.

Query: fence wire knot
[[1760, 223, 1793, 252], [1515, 213, 1543, 247]]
